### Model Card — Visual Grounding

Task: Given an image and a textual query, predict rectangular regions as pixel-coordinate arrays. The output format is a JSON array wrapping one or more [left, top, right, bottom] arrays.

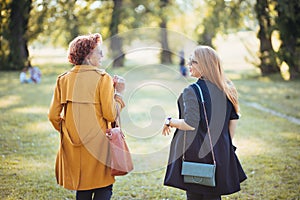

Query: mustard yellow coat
[[48, 65, 124, 191]]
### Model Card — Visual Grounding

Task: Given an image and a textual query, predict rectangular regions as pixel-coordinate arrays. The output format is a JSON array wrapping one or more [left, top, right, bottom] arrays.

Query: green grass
[[0, 62, 299, 200], [234, 73, 300, 119]]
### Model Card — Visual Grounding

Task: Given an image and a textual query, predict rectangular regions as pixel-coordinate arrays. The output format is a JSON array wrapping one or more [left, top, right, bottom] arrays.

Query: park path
[[242, 101, 300, 125]]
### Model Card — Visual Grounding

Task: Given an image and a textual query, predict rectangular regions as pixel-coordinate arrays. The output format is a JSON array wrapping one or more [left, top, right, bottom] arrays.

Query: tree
[[43, 0, 85, 47], [197, 0, 225, 47], [0, 0, 10, 70], [107, 0, 175, 66], [1, 0, 32, 70], [109, 0, 125, 67], [255, 0, 280, 76], [124, 0, 175, 64], [275, 0, 300, 79], [59, 0, 80, 44], [159, 0, 172, 64], [1, 0, 47, 71], [196, 0, 248, 48], [27, 1, 48, 45]]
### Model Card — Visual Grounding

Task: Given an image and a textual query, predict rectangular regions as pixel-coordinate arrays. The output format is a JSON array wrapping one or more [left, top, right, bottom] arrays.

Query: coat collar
[[196, 78, 205, 85], [70, 65, 105, 73]]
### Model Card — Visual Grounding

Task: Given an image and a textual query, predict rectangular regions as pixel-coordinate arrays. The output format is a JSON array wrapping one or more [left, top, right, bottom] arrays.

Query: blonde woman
[[48, 33, 125, 200], [163, 46, 247, 200]]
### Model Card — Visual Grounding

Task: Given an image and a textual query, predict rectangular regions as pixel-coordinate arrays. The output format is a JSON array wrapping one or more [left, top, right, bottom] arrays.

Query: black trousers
[[186, 191, 221, 200], [76, 185, 113, 200]]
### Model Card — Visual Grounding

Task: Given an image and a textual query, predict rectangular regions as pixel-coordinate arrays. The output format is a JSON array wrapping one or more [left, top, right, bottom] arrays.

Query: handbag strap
[[182, 83, 216, 165], [114, 103, 121, 128]]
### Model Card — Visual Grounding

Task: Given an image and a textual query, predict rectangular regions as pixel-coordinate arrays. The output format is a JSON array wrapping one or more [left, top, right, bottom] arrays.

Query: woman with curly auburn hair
[[48, 33, 125, 200]]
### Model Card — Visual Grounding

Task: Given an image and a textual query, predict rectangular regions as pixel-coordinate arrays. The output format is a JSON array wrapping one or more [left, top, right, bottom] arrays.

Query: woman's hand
[[162, 124, 171, 136], [113, 75, 125, 95]]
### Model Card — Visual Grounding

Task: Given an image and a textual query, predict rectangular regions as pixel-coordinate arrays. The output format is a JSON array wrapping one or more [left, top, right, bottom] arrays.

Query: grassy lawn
[[0, 60, 299, 200]]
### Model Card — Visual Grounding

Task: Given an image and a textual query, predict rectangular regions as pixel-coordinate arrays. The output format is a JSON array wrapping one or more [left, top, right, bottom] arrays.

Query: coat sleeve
[[99, 73, 119, 122], [182, 86, 200, 129], [48, 77, 63, 131]]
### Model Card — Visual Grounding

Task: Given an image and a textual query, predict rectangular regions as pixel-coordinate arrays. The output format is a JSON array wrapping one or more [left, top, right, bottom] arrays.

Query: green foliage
[[1, 0, 300, 79], [196, 0, 254, 47], [275, 0, 300, 79], [27, 1, 48, 42]]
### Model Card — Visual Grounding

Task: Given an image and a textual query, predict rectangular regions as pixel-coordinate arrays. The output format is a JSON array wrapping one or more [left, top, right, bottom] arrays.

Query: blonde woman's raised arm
[[162, 118, 195, 136]]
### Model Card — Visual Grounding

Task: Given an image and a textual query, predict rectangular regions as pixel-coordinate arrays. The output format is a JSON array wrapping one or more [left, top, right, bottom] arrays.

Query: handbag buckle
[[192, 176, 203, 183]]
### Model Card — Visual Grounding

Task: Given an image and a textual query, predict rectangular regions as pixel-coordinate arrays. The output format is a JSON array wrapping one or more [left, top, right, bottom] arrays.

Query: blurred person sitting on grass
[[27, 62, 41, 84], [19, 67, 29, 84], [48, 33, 125, 200]]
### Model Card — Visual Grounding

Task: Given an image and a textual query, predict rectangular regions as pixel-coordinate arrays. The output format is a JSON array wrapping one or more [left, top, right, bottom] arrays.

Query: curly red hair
[[67, 33, 102, 65]]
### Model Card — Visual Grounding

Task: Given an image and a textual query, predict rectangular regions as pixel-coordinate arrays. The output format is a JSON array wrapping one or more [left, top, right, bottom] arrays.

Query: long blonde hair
[[193, 46, 239, 114]]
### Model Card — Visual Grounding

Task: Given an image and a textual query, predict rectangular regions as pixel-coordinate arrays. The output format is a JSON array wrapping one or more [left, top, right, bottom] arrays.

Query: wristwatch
[[165, 117, 172, 127]]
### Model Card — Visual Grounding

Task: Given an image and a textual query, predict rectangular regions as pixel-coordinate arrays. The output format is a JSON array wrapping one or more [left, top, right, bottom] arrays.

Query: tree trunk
[[159, 0, 172, 64], [7, 0, 32, 70], [276, 0, 300, 80], [160, 20, 172, 64], [0, 1, 10, 70], [109, 0, 124, 67], [197, 0, 225, 49], [67, 0, 80, 44], [198, 28, 214, 47], [255, 0, 280, 76]]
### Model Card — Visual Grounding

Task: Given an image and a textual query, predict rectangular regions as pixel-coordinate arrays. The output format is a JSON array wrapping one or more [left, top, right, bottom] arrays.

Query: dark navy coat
[[164, 79, 247, 195]]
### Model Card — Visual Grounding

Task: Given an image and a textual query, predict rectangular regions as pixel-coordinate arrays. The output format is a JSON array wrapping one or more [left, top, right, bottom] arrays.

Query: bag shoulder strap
[[182, 83, 216, 165], [114, 103, 121, 128]]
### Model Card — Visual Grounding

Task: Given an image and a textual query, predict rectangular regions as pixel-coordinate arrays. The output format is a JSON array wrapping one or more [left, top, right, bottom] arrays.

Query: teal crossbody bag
[[181, 83, 216, 187]]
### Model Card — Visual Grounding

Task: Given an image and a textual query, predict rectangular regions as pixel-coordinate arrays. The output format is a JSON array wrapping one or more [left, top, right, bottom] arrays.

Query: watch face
[[165, 119, 169, 125], [165, 118, 171, 126]]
